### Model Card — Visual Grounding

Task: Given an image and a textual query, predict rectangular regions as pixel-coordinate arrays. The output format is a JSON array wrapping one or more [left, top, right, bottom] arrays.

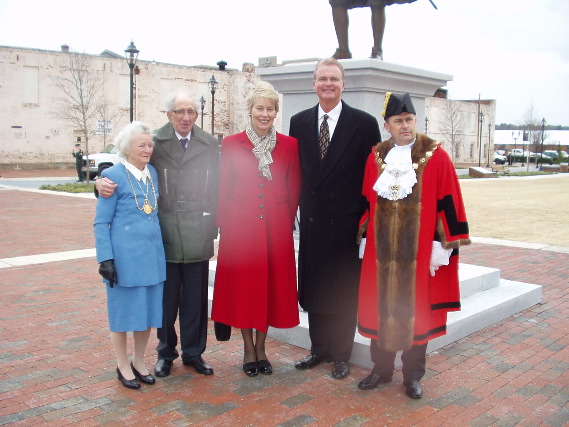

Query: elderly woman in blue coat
[[94, 121, 166, 389]]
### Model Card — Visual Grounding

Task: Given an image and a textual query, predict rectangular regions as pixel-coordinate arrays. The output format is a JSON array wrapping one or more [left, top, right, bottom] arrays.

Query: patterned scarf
[[246, 123, 276, 180]]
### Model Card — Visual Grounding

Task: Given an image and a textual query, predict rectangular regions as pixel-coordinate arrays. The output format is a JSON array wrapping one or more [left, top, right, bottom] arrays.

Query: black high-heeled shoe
[[243, 361, 258, 377], [131, 362, 155, 385], [257, 359, 272, 375], [116, 367, 140, 389]]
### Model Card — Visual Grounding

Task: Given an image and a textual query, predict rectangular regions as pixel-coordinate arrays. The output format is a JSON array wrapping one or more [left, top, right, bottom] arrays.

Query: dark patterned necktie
[[319, 114, 330, 159], [180, 138, 188, 151]]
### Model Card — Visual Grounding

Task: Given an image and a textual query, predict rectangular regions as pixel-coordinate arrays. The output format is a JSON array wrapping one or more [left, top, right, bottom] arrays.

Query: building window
[[160, 79, 172, 111], [23, 66, 39, 104]]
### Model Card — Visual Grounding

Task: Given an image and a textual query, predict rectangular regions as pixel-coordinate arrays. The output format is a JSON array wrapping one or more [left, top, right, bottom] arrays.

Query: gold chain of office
[[125, 169, 157, 214]]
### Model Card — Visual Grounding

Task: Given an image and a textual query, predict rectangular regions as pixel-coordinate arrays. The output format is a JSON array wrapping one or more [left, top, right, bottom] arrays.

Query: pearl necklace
[[125, 168, 157, 214]]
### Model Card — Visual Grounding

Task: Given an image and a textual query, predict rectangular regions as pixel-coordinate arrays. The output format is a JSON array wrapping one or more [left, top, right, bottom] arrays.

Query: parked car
[[544, 150, 569, 161], [534, 152, 553, 165], [508, 148, 551, 163], [493, 152, 508, 165], [81, 144, 120, 180]]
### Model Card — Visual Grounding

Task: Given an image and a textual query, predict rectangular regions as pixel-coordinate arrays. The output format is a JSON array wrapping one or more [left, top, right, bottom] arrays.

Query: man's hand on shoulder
[[95, 177, 117, 198]]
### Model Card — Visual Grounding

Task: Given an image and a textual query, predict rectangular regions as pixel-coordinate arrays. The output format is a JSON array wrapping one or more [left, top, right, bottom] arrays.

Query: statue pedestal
[[256, 58, 452, 133]]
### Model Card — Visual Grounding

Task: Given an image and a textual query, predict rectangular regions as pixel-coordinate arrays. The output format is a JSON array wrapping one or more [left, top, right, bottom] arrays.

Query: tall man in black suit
[[289, 58, 381, 379]]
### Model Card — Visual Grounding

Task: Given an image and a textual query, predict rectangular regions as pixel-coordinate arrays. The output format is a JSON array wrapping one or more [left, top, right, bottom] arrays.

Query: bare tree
[[97, 69, 123, 148], [521, 101, 549, 165], [52, 50, 103, 183], [439, 100, 464, 163]]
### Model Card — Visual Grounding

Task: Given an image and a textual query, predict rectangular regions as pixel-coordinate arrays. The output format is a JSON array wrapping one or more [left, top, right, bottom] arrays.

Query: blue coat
[[94, 163, 166, 287]]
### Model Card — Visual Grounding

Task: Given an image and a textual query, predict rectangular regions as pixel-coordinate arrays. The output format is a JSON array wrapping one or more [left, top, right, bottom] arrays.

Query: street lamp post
[[208, 75, 218, 135], [486, 123, 491, 167], [478, 111, 484, 167], [199, 96, 206, 129], [538, 118, 546, 169], [124, 41, 139, 123], [424, 116, 429, 136], [511, 131, 519, 166]]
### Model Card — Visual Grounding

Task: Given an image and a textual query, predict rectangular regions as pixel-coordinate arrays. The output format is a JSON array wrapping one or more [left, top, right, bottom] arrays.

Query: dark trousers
[[76, 163, 83, 181], [370, 341, 428, 383], [308, 310, 357, 362], [156, 261, 209, 362]]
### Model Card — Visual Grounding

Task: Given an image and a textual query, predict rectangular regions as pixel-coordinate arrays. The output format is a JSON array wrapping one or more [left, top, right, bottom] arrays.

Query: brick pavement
[[0, 187, 567, 426]]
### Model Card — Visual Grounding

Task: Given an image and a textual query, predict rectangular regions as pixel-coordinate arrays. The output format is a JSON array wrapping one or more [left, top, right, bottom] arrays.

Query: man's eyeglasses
[[172, 109, 198, 118]]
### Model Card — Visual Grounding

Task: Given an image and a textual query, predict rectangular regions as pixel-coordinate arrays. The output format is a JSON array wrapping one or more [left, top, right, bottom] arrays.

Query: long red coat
[[358, 134, 470, 351], [211, 131, 302, 333]]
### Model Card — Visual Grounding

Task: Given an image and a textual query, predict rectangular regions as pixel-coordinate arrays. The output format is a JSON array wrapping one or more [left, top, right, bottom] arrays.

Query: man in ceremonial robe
[[357, 92, 470, 398]]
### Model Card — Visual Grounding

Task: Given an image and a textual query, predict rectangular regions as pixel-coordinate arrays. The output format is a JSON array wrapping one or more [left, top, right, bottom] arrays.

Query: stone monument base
[[206, 241, 541, 369]]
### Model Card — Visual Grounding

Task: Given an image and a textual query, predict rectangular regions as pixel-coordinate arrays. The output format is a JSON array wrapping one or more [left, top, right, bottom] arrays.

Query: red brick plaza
[[0, 187, 567, 426]]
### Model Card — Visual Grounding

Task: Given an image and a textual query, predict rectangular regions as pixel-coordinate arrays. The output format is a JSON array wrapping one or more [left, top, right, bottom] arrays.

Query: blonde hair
[[314, 58, 345, 81], [247, 81, 279, 113]]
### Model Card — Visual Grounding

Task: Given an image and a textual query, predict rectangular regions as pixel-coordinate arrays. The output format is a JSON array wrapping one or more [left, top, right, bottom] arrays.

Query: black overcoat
[[289, 101, 381, 314]]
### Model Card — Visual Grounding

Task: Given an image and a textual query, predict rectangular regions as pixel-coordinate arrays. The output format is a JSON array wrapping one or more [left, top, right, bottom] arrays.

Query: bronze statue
[[329, 0, 435, 60]]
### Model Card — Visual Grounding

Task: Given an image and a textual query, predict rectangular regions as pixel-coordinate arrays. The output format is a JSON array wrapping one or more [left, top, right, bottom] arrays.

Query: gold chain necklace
[[375, 143, 437, 200], [125, 168, 157, 214]]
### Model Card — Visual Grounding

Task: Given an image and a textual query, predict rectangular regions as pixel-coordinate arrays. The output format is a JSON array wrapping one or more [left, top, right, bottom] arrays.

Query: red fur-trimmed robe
[[358, 133, 470, 352]]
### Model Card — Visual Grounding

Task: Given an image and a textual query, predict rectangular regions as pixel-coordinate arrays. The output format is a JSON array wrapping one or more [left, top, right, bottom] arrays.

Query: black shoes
[[294, 354, 324, 370], [154, 359, 173, 377], [404, 380, 423, 398], [183, 356, 214, 375], [243, 361, 259, 377], [332, 361, 350, 379], [116, 367, 140, 389], [257, 360, 273, 375], [130, 362, 155, 385], [357, 373, 393, 390]]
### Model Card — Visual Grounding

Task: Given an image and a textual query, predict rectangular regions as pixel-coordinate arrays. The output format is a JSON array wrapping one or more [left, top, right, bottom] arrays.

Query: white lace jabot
[[373, 143, 417, 200]]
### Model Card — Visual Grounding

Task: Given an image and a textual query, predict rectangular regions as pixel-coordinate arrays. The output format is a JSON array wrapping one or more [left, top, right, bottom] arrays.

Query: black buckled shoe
[[294, 354, 323, 370], [154, 359, 173, 378], [131, 362, 155, 385], [243, 361, 259, 377], [404, 380, 423, 398], [258, 359, 273, 375], [183, 356, 214, 375], [357, 372, 393, 390], [116, 367, 140, 389], [332, 361, 350, 379]]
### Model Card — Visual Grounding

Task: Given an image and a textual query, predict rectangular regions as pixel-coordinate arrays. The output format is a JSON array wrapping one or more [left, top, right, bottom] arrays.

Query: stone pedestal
[[256, 59, 452, 133]]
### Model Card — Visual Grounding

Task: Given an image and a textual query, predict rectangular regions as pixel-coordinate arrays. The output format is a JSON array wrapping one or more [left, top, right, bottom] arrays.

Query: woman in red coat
[[212, 81, 301, 377]]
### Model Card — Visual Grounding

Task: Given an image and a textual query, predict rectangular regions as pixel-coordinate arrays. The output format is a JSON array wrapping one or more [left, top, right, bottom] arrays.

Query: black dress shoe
[[332, 361, 350, 379], [116, 367, 140, 389], [257, 359, 273, 375], [154, 359, 173, 378], [357, 373, 393, 390], [131, 362, 155, 385], [243, 361, 259, 377], [295, 354, 323, 370], [404, 380, 423, 398], [183, 356, 214, 375]]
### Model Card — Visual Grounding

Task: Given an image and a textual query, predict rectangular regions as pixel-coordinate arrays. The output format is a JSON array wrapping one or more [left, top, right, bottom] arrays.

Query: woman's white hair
[[113, 121, 153, 159]]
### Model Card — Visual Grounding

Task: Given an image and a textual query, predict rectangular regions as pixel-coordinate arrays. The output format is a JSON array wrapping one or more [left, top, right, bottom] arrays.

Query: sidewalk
[[0, 186, 567, 426]]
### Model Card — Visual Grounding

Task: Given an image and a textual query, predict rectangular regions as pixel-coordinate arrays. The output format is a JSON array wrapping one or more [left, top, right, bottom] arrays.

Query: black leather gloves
[[99, 259, 118, 288]]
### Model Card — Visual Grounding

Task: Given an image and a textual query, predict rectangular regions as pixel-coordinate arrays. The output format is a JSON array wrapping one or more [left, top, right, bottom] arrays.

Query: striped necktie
[[180, 137, 188, 151]]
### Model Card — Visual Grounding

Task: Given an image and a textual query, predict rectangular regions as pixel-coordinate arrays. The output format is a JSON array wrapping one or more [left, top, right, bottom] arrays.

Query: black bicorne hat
[[381, 92, 416, 119]]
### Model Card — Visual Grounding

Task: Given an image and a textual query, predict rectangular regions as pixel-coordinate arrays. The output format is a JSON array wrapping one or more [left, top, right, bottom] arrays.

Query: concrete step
[[207, 262, 542, 369]]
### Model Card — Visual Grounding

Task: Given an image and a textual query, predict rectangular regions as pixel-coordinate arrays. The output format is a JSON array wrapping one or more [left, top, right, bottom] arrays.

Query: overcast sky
[[1, 0, 568, 125]]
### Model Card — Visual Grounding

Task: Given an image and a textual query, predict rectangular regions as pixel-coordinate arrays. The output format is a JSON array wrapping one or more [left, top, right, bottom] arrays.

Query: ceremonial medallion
[[143, 199, 153, 214]]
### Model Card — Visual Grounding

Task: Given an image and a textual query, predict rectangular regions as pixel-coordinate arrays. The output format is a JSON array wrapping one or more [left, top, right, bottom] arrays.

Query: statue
[[329, 0, 436, 60]]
